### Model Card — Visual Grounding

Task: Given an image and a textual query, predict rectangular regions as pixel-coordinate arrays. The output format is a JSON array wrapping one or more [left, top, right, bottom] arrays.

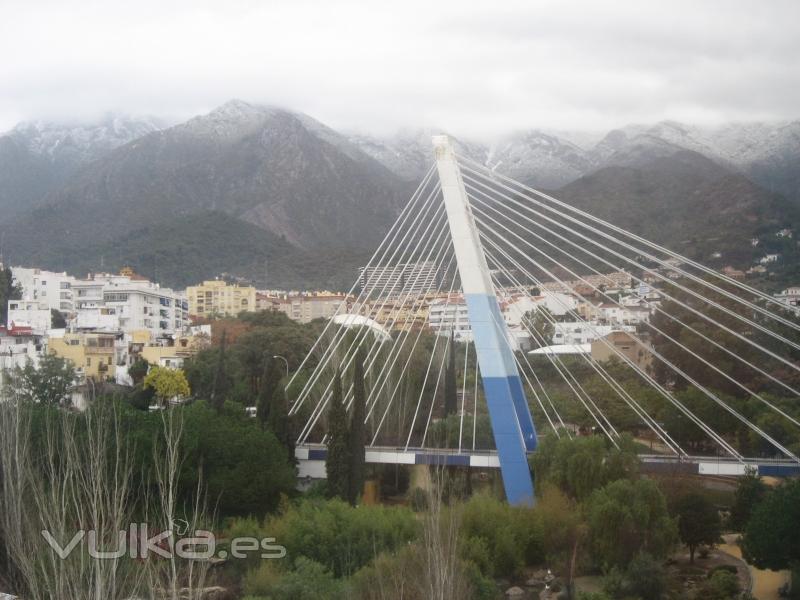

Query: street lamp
[[273, 355, 289, 379]]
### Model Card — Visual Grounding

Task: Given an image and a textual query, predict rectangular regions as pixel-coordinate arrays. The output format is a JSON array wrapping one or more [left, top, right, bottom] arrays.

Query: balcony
[[85, 346, 114, 355]]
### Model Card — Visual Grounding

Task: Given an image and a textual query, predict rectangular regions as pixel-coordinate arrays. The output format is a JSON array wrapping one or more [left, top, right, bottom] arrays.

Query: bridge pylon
[[433, 135, 536, 505]]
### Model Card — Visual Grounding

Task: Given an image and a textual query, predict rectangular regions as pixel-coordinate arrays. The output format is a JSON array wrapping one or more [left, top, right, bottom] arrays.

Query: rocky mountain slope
[[1, 101, 409, 288], [556, 150, 798, 266], [0, 115, 162, 217], [349, 129, 488, 181], [355, 120, 800, 202], [486, 130, 593, 188], [0, 104, 797, 289], [351, 129, 592, 189]]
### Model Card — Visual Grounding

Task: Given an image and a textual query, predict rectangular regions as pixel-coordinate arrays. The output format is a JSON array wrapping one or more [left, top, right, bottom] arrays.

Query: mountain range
[[0, 101, 798, 289], [352, 120, 800, 202]]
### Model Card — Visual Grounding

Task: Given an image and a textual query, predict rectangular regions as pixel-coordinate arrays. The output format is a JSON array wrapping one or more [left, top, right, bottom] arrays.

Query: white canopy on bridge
[[331, 314, 391, 342], [528, 344, 590, 356]]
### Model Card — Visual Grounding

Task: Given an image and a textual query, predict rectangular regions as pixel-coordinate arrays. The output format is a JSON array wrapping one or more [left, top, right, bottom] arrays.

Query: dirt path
[[719, 535, 790, 600]]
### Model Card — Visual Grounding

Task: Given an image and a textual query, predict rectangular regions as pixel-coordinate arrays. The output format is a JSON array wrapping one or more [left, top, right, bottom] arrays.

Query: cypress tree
[[268, 382, 294, 461], [326, 370, 350, 501], [258, 356, 281, 430], [444, 333, 458, 417], [348, 347, 367, 506], [0, 266, 21, 324], [211, 329, 229, 413]]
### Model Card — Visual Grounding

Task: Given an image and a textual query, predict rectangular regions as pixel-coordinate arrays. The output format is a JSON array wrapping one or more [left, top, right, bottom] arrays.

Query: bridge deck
[[295, 444, 800, 479]]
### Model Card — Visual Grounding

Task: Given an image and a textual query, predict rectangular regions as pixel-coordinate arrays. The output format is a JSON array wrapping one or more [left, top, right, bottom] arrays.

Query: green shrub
[[408, 487, 429, 512], [530, 434, 639, 501], [602, 553, 668, 600], [243, 561, 282, 596], [220, 516, 271, 577], [245, 557, 346, 600], [267, 498, 418, 577], [586, 479, 678, 569], [577, 592, 613, 600], [708, 564, 737, 577], [462, 559, 499, 600], [625, 553, 668, 600], [459, 493, 544, 578], [180, 400, 297, 516], [304, 479, 328, 499], [459, 535, 493, 577], [695, 569, 740, 600]]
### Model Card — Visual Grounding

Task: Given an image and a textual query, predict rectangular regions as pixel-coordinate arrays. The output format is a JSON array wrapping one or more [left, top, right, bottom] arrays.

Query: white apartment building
[[0, 326, 42, 367], [552, 321, 635, 346], [359, 261, 440, 298], [774, 287, 800, 312], [502, 292, 578, 329], [0, 324, 43, 389], [71, 272, 189, 339], [593, 303, 651, 325], [428, 295, 532, 350], [759, 253, 780, 265], [7, 300, 52, 334], [11, 267, 76, 313], [428, 295, 472, 341]]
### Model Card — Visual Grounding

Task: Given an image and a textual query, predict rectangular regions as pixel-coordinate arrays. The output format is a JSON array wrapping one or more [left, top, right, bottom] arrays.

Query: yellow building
[[49, 332, 120, 381], [186, 280, 257, 317], [140, 334, 209, 369]]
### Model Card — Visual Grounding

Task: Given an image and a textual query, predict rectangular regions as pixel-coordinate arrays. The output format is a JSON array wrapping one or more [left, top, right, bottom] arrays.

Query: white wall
[[12, 267, 75, 313], [7, 301, 51, 334]]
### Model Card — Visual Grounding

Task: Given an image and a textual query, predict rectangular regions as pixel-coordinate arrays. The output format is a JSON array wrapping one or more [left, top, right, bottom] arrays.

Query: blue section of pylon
[[464, 293, 536, 505], [463, 294, 510, 377], [508, 374, 537, 452], [482, 376, 535, 505]]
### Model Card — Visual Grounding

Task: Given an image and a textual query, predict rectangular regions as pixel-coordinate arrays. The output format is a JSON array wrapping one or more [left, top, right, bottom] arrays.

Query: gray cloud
[[1, 0, 798, 137]]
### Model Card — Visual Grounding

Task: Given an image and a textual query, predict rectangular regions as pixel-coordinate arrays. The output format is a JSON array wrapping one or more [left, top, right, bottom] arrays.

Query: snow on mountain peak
[[8, 114, 162, 164]]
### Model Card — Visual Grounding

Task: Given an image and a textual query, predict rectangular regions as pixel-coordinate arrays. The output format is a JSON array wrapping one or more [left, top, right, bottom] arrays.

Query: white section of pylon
[[432, 135, 497, 297]]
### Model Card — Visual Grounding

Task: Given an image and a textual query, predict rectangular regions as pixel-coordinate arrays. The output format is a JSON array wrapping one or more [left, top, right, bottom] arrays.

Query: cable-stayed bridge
[[287, 136, 800, 505]]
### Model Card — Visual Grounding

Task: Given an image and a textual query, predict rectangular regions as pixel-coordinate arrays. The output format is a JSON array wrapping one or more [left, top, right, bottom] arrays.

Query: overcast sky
[[1, 0, 798, 138]]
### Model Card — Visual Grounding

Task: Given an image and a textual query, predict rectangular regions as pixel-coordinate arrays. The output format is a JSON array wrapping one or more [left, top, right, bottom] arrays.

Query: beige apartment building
[[590, 331, 652, 372], [186, 280, 256, 317], [367, 299, 431, 331], [272, 294, 348, 324]]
